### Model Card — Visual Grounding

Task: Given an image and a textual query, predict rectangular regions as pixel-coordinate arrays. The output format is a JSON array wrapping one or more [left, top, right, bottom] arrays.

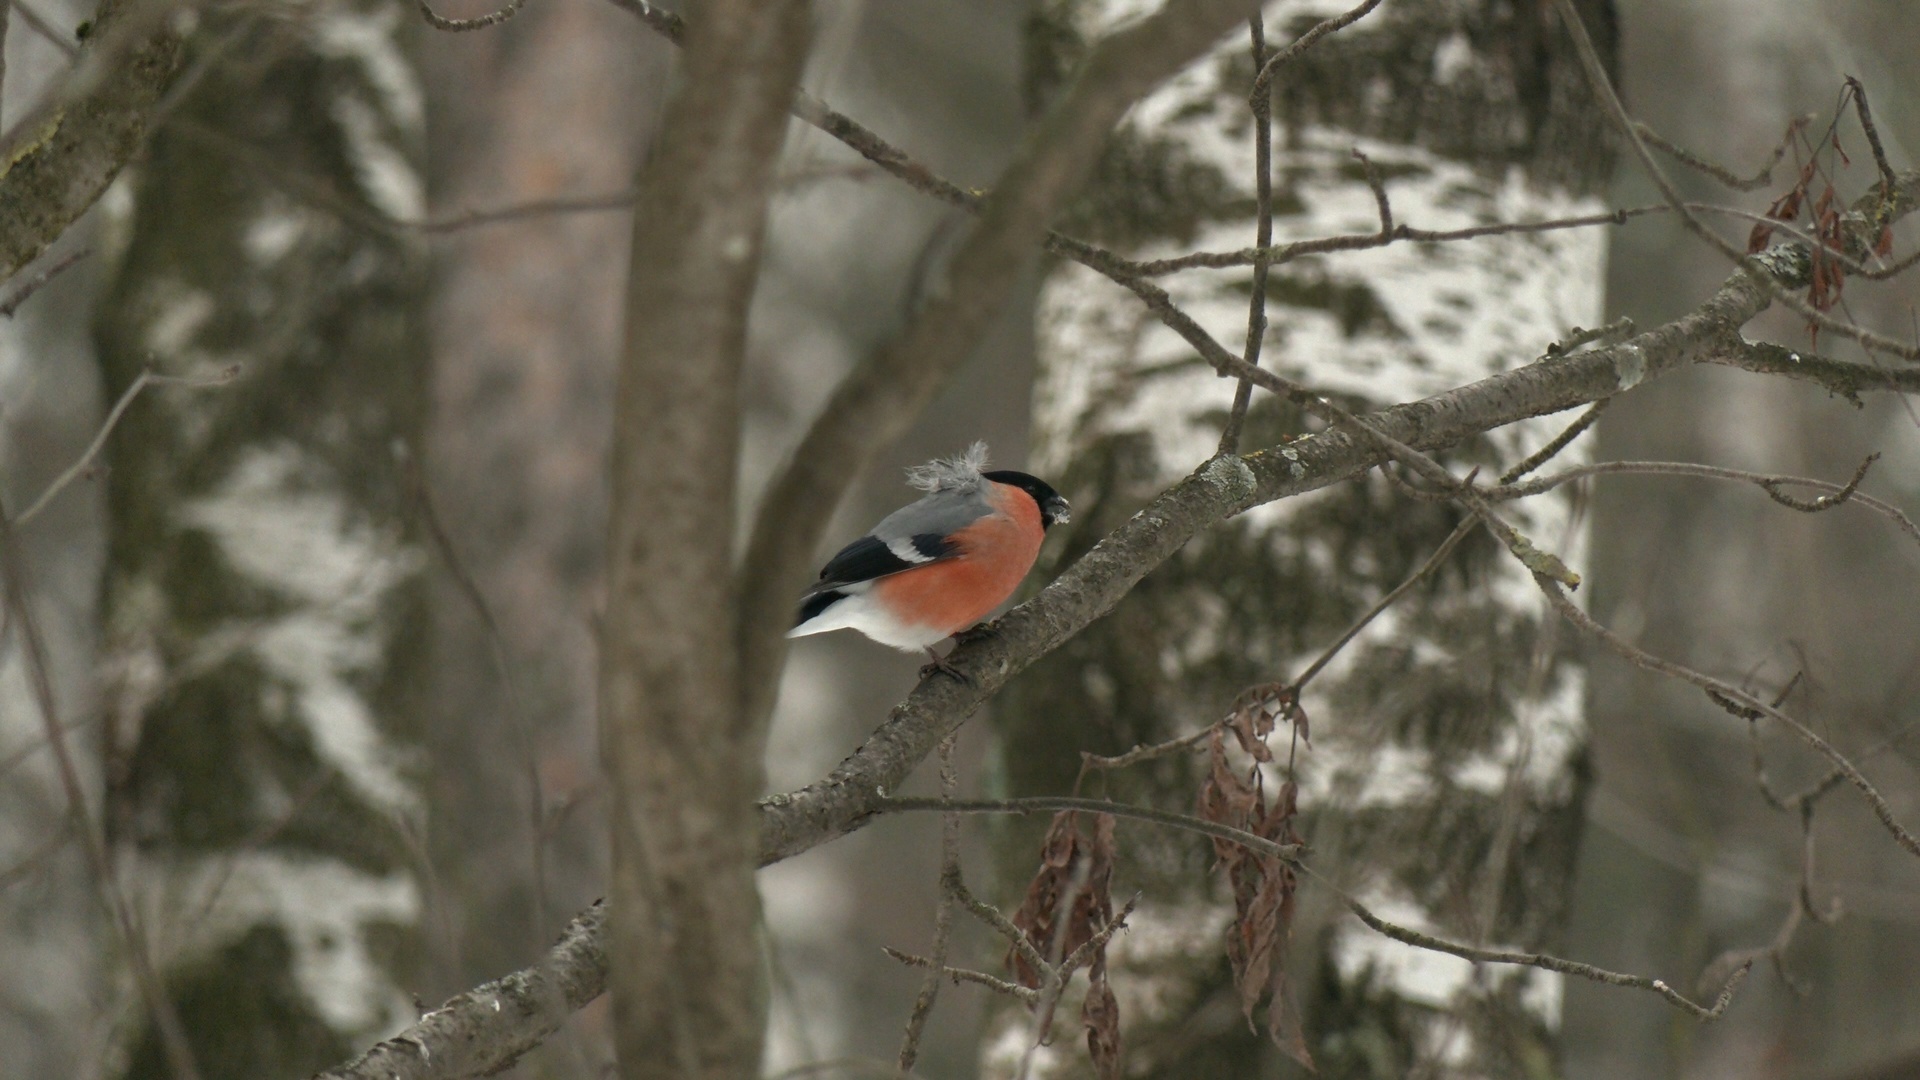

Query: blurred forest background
[[0, 0, 1916, 1078]]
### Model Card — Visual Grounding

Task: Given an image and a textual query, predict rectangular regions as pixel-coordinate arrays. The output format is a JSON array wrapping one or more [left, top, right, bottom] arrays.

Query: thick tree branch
[[0, 0, 182, 280], [315, 903, 608, 1080], [735, 0, 1268, 732]]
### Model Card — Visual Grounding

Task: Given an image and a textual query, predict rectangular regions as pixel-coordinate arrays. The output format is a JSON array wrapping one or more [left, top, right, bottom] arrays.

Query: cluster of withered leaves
[[1745, 100, 1897, 328], [1198, 684, 1314, 1070], [1008, 810, 1123, 1079]]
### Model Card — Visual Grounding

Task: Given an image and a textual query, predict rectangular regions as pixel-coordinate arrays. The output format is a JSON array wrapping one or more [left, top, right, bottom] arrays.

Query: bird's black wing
[[813, 532, 959, 589]]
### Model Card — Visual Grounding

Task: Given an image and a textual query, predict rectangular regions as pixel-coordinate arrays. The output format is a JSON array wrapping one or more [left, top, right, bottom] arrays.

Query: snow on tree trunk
[[989, 1, 1616, 1076], [90, 5, 431, 1076]]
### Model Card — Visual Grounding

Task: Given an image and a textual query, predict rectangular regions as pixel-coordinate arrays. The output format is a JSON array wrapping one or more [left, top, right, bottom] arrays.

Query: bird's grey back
[[870, 486, 994, 544]]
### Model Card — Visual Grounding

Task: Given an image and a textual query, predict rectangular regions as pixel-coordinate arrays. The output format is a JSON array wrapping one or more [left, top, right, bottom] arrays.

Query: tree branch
[[315, 903, 609, 1080], [598, 0, 815, 1073], [314, 30, 1920, 1080], [734, 0, 1269, 733], [0, 0, 183, 280]]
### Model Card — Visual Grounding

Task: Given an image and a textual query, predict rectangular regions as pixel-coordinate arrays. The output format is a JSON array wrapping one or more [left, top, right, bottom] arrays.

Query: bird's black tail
[[794, 589, 845, 628]]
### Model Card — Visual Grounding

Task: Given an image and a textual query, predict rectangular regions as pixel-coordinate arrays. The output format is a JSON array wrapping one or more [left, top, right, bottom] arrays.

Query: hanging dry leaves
[[1008, 811, 1116, 988], [1007, 809, 1123, 1071], [1197, 719, 1314, 1071], [1226, 681, 1310, 755], [1083, 959, 1123, 1080], [1746, 157, 1816, 254]]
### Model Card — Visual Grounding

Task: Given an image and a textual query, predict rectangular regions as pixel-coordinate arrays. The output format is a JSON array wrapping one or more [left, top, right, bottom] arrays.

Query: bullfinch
[[788, 443, 1070, 657]]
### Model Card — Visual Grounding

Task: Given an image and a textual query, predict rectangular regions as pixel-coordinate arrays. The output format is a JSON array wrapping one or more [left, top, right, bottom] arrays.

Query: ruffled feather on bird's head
[[905, 441, 990, 493]]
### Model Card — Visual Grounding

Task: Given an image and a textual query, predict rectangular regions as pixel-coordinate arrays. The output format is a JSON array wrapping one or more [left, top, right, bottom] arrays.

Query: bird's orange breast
[[871, 482, 1043, 636]]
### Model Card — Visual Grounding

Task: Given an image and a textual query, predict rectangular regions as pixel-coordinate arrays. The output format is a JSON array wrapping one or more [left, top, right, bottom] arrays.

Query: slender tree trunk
[[598, 1, 812, 1075], [990, 1, 1616, 1075], [91, 3, 432, 1074]]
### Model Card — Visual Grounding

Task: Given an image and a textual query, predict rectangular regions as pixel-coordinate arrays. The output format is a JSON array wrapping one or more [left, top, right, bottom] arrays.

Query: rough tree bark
[[89, 3, 432, 1075], [599, 0, 814, 1075], [987, 1, 1617, 1075], [0, 0, 182, 280]]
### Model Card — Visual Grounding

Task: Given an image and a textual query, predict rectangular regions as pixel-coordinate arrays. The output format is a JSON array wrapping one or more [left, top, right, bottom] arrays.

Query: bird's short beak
[[1048, 497, 1072, 526]]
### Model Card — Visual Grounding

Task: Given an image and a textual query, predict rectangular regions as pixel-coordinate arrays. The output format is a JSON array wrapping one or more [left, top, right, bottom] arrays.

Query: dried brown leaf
[[1266, 968, 1315, 1072], [1198, 722, 1305, 1053], [1007, 811, 1118, 992], [1083, 971, 1123, 1080], [1200, 732, 1310, 1061], [1812, 185, 1834, 221]]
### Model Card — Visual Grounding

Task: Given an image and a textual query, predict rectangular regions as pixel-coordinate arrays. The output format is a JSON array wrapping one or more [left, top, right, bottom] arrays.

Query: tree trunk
[[598, 1, 812, 1075], [91, 4, 432, 1074], [990, 1, 1617, 1075]]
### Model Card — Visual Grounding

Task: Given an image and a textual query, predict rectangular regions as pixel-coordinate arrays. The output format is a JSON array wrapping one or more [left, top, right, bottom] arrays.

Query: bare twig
[[414, 0, 530, 32], [1500, 398, 1610, 484], [1290, 518, 1476, 693], [1534, 576, 1920, 859], [895, 737, 961, 1075], [1695, 806, 1831, 999], [1488, 459, 1920, 552], [1757, 452, 1876, 512], [15, 364, 240, 526], [0, 504, 203, 1079], [1861, 244, 1920, 281], [1550, 0, 1920, 361], [1059, 894, 1138, 978], [0, 246, 90, 316], [772, 1058, 935, 1080], [947, 872, 1050, 980], [1631, 118, 1797, 192], [9, 0, 79, 59], [1352, 148, 1392, 232], [416, 189, 638, 233], [1545, 317, 1637, 355], [1015, 849, 1091, 1080], [1844, 77, 1899, 194], [1212, 349, 1584, 588], [403, 457, 550, 953], [1129, 204, 1662, 275], [1302, 862, 1749, 1021], [176, 118, 635, 237], [1081, 725, 1215, 770], [874, 795, 1301, 863], [1248, 0, 1385, 102], [1217, 13, 1275, 455], [883, 949, 1038, 1004]]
